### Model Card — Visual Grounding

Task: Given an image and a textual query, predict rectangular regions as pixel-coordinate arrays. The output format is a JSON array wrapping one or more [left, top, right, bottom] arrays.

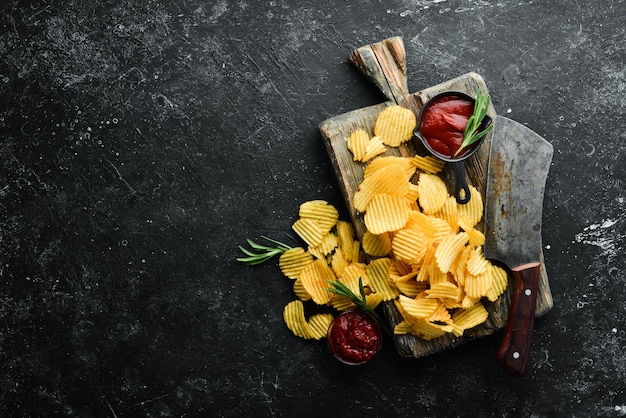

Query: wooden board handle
[[350, 37, 419, 115], [496, 262, 541, 376]]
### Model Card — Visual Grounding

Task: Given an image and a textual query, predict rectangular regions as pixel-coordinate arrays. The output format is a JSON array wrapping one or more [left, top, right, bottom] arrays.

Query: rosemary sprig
[[237, 236, 292, 266], [326, 278, 393, 337], [454, 92, 494, 157]]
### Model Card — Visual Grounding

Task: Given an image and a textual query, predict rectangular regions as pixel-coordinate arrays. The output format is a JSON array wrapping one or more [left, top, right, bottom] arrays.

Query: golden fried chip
[[299, 200, 339, 232], [466, 247, 489, 276], [362, 231, 392, 257], [292, 218, 325, 247], [362, 136, 387, 162], [293, 278, 311, 301], [427, 301, 452, 323], [354, 164, 410, 212], [392, 228, 427, 264], [329, 294, 355, 311], [435, 232, 469, 273], [425, 282, 462, 300], [428, 216, 455, 241], [403, 318, 453, 340], [417, 240, 437, 282], [279, 247, 314, 279], [365, 292, 385, 309], [340, 263, 369, 293], [452, 302, 489, 332], [410, 155, 446, 174], [331, 248, 349, 278], [374, 104, 416, 147], [300, 259, 335, 304], [486, 264, 509, 302], [283, 300, 311, 339], [397, 294, 439, 319], [395, 279, 428, 298], [347, 129, 370, 162], [436, 196, 460, 232], [307, 313, 334, 339], [363, 156, 412, 179], [417, 173, 449, 214], [364, 194, 410, 234], [456, 186, 483, 227], [464, 270, 492, 299], [310, 232, 338, 256], [336, 221, 355, 257], [367, 258, 399, 301], [406, 211, 437, 238]]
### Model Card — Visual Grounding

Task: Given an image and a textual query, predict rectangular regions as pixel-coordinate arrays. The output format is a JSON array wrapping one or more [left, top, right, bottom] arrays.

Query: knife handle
[[496, 262, 541, 377]]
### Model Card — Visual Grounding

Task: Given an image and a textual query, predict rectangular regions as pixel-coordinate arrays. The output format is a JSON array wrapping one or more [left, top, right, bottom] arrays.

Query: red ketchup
[[419, 94, 475, 158], [327, 311, 382, 365]]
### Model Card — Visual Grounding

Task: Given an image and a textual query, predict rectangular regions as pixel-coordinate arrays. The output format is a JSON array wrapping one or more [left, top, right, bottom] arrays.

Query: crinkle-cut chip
[[405, 318, 453, 340], [394, 320, 415, 335], [390, 258, 413, 278], [396, 279, 428, 298], [349, 240, 362, 264], [308, 245, 325, 261], [466, 227, 486, 247], [406, 211, 437, 238], [367, 258, 399, 301], [428, 262, 449, 285], [340, 263, 369, 293], [293, 278, 312, 301], [392, 228, 427, 264], [283, 300, 311, 339], [307, 313, 334, 340], [292, 218, 325, 247], [354, 164, 410, 212], [300, 259, 335, 305], [365, 292, 385, 309], [331, 248, 349, 278], [461, 294, 480, 309], [427, 301, 452, 323], [410, 155, 446, 174], [425, 282, 462, 300], [347, 129, 370, 161], [464, 269, 492, 298], [364, 194, 410, 234], [362, 231, 392, 257], [435, 232, 469, 273], [486, 264, 509, 302], [405, 183, 420, 204], [336, 221, 355, 256], [299, 200, 339, 232], [398, 294, 439, 319], [362, 136, 387, 162], [279, 247, 314, 279], [364, 156, 411, 179], [329, 294, 355, 311], [456, 186, 483, 227], [311, 232, 338, 256], [436, 196, 460, 232], [374, 104, 416, 147], [417, 241, 437, 282], [452, 245, 474, 287], [428, 216, 455, 241], [417, 173, 449, 214], [452, 302, 489, 332], [466, 247, 489, 276]]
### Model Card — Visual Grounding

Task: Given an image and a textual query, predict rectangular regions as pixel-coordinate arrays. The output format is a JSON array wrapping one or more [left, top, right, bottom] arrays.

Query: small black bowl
[[414, 91, 493, 204]]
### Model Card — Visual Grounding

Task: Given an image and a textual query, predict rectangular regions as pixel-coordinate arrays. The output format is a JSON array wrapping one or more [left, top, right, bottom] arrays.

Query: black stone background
[[1, 0, 625, 417]]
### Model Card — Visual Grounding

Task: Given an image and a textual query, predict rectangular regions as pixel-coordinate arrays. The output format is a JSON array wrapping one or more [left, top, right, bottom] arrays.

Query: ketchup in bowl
[[418, 93, 475, 158], [327, 310, 382, 365]]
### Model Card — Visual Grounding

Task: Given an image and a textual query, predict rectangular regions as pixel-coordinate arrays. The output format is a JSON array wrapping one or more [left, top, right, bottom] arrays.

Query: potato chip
[[464, 270, 492, 299], [452, 245, 474, 287], [311, 232, 338, 256], [293, 278, 311, 301], [340, 263, 369, 293], [395, 279, 428, 298], [300, 259, 335, 304], [279, 247, 314, 279], [362, 231, 392, 257], [363, 156, 411, 179], [373, 104, 416, 147], [347, 129, 370, 162], [436, 196, 460, 232], [427, 301, 452, 323], [392, 228, 427, 264], [367, 258, 399, 301], [364, 194, 409, 234], [486, 264, 509, 302], [410, 155, 446, 174], [393, 320, 415, 335], [417, 173, 449, 214], [292, 218, 325, 247], [307, 313, 334, 339], [428, 216, 455, 241], [435, 232, 469, 273], [417, 241, 437, 282], [456, 186, 483, 227], [354, 164, 410, 212], [452, 303, 489, 332], [406, 211, 437, 238], [402, 318, 453, 340], [336, 221, 355, 257], [405, 183, 420, 205], [283, 300, 311, 339], [398, 294, 439, 319], [425, 282, 462, 300], [466, 246, 489, 276], [362, 136, 387, 162], [331, 248, 349, 278], [299, 200, 339, 232], [329, 294, 355, 311], [365, 292, 385, 309]]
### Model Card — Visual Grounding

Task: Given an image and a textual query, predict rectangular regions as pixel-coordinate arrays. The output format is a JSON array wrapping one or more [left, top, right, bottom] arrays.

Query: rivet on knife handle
[[496, 262, 541, 376]]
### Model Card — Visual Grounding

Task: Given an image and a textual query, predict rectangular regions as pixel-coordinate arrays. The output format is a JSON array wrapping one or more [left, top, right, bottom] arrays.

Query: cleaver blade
[[483, 115, 553, 377]]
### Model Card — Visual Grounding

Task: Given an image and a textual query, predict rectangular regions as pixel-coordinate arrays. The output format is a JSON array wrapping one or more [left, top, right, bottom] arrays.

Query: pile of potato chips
[[280, 104, 508, 342]]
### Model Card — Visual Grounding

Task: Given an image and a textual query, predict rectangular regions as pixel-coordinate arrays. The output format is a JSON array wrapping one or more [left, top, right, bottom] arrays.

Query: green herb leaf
[[454, 92, 493, 157], [237, 236, 292, 266]]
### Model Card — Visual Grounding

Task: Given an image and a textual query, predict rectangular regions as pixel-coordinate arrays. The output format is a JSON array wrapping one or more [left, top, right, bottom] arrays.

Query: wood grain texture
[[319, 38, 552, 358]]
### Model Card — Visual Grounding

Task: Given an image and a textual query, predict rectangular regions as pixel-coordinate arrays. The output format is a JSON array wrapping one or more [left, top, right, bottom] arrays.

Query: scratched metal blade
[[483, 116, 554, 267]]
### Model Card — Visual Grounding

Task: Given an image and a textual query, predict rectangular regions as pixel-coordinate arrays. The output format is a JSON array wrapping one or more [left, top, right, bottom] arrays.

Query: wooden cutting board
[[319, 37, 553, 358]]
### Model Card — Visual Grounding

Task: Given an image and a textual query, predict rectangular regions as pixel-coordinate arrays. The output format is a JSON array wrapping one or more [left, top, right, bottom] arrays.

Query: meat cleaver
[[484, 115, 553, 376]]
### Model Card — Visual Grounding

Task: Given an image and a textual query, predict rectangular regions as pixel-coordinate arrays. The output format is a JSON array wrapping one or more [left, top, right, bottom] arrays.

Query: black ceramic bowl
[[414, 91, 493, 204]]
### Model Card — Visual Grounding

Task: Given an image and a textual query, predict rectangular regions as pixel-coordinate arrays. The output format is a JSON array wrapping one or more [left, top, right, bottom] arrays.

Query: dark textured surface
[[1, 0, 625, 416]]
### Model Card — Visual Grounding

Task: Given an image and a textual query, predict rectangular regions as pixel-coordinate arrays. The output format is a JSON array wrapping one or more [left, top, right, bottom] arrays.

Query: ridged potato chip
[[452, 302, 489, 332], [417, 173, 449, 214], [410, 155, 446, 174], [364, 156, 413, 180], [354, 164, 409, 212], [292, 218, 325, 247], [362, 136, 387, 162], [456, 186, 483, 227], [279, 247, 313, 279], [425, 282, 462, 301], [300, 259, 335, 304], [486, 264, 509, 302], [367, 258, 399, 301], [398, 294, 439, 319], [347, 129, 370, 162], [374, 104, 416, 147], [435, 232, 469, 273], [364, 194, 410, 234], [466, 247, 489, 276], [293, 278, 311, 301], [283, 300, 311, 339], [464, 270, 492, 299], [392, 228, 427, 264], [362, 231, 392, 257], [307, 313, 334, 339], [436, 196, 460, 232], [299, 200, 339, 232]]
